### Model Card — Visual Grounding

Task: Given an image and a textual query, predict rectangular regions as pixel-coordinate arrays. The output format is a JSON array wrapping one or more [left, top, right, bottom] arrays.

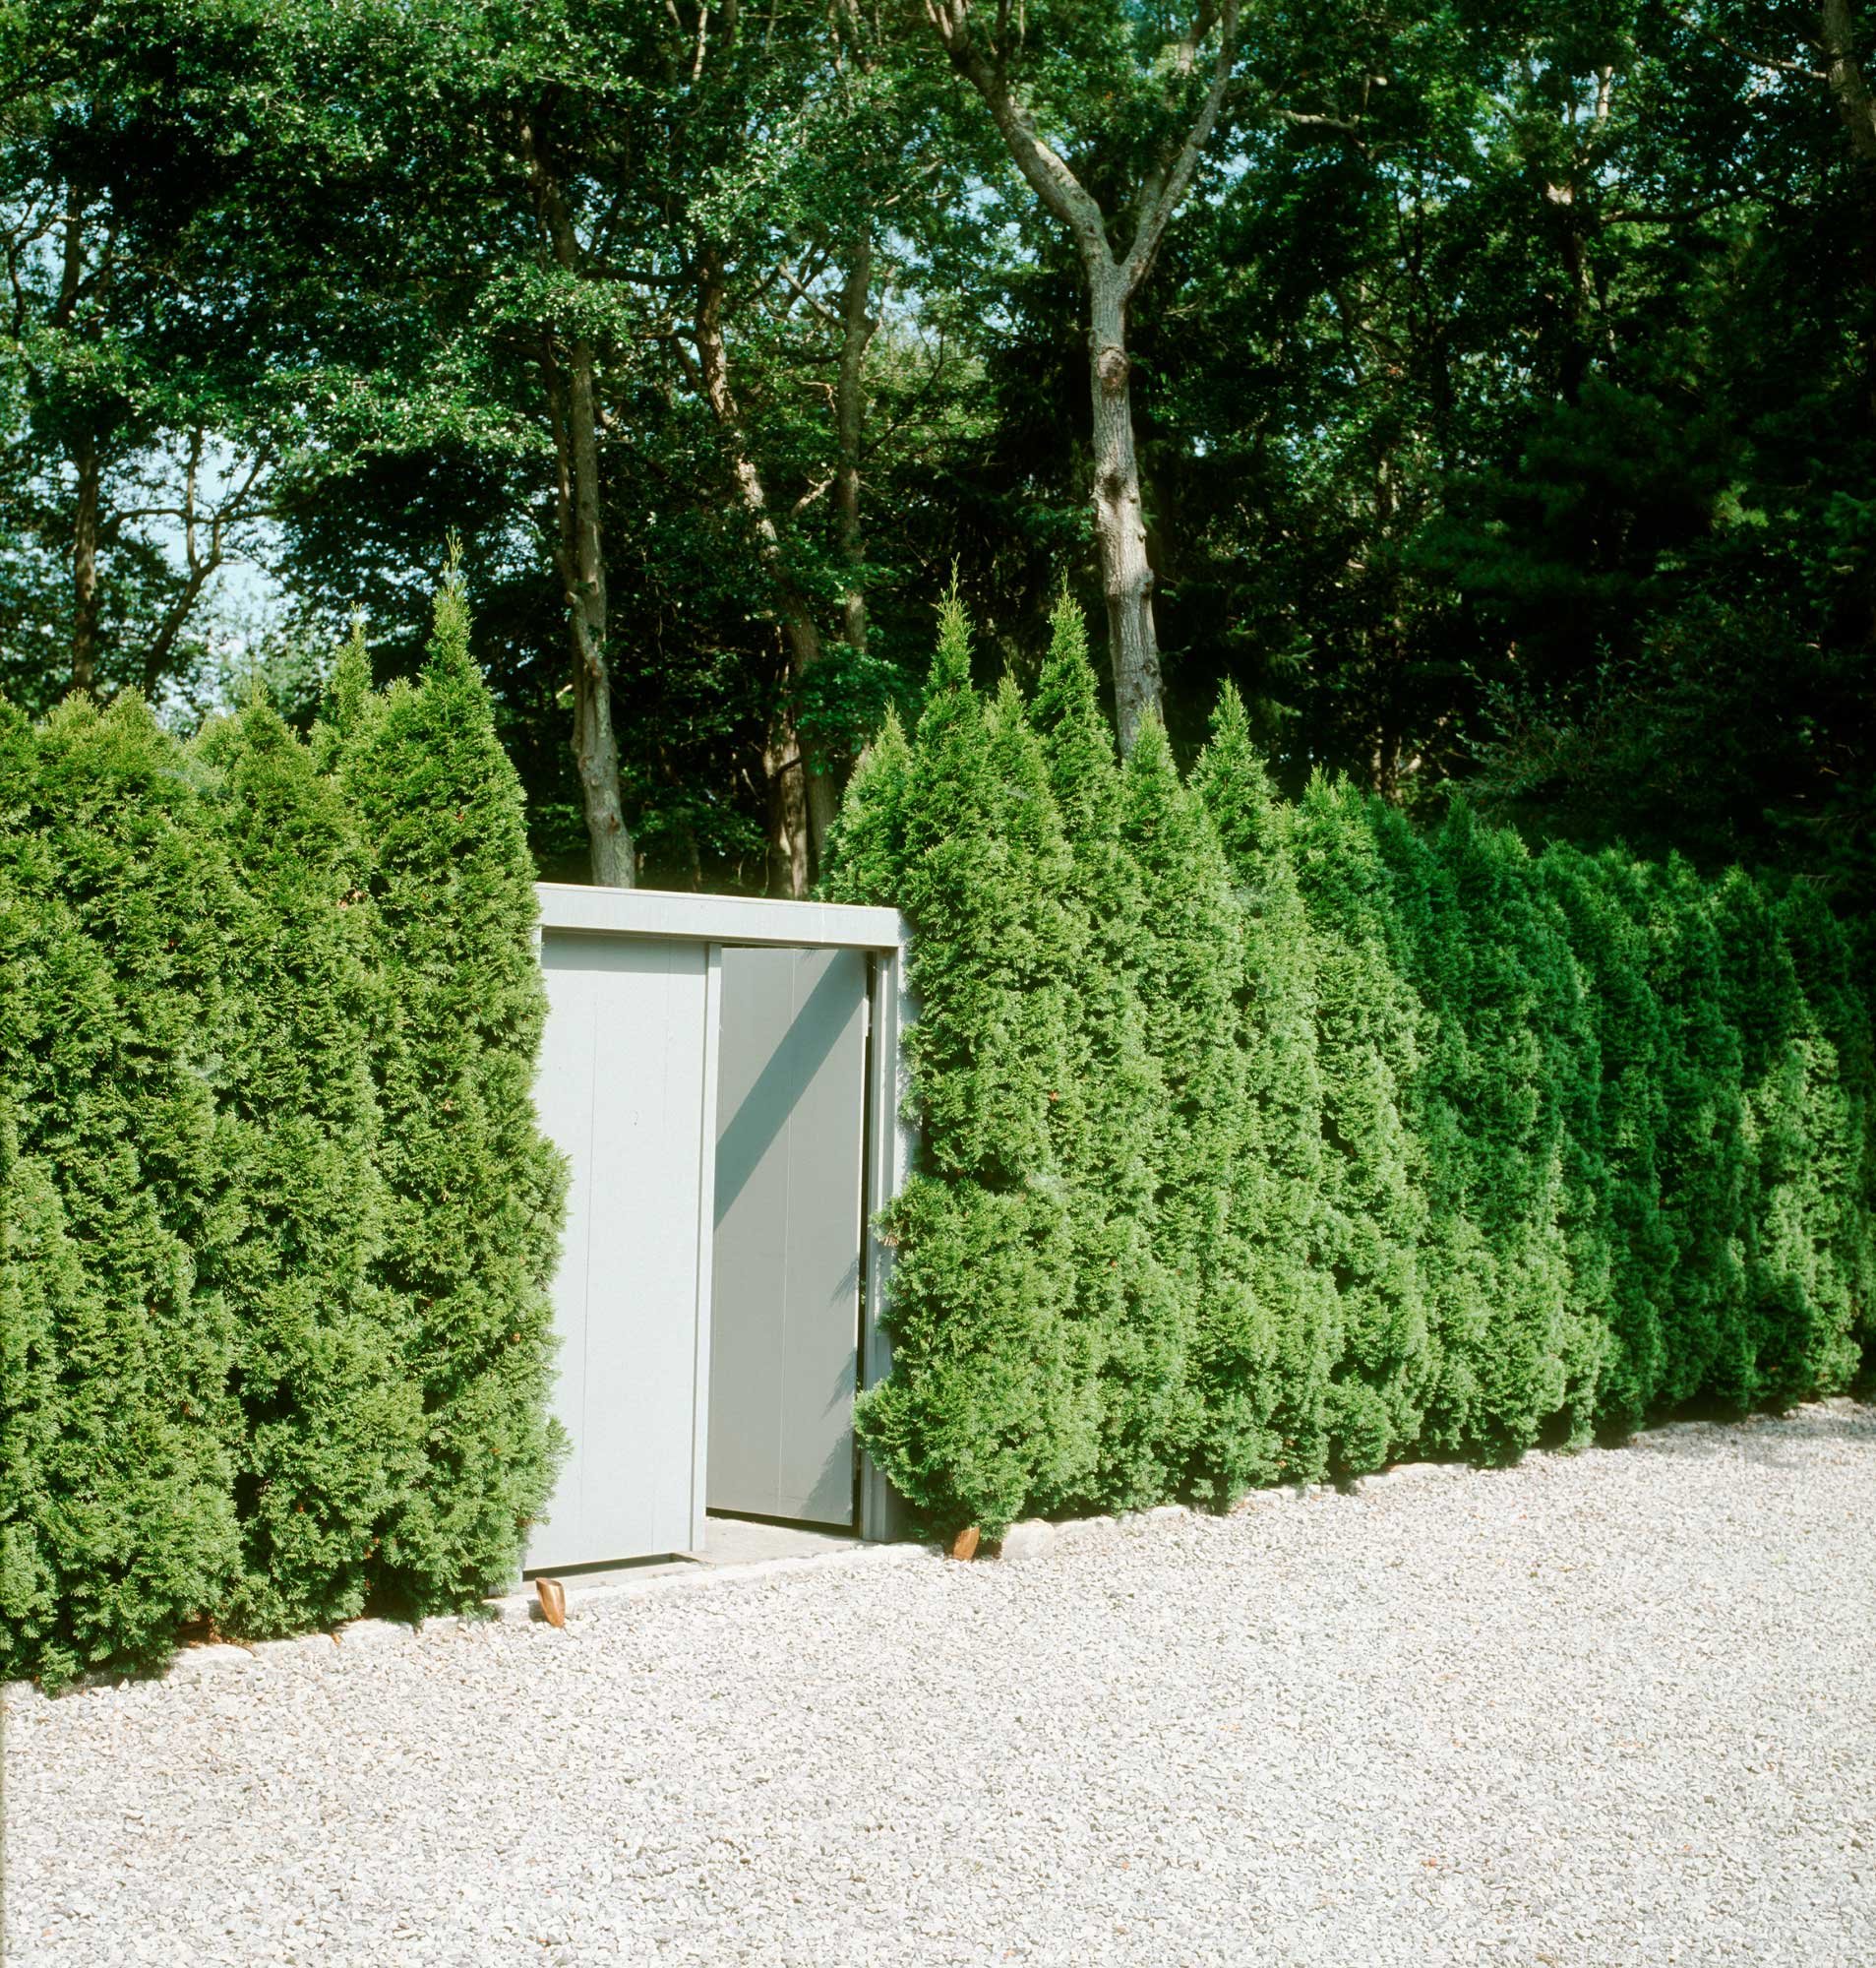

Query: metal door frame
[[533, 884, 913, 1545]]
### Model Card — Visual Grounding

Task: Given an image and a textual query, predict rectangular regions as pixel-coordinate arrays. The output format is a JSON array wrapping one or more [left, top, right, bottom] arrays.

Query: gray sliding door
[[708, 945, 869, 1526]]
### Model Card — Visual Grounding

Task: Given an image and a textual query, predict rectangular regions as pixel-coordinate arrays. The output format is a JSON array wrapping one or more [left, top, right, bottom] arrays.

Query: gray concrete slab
[[513, 1512, 863, 1601]]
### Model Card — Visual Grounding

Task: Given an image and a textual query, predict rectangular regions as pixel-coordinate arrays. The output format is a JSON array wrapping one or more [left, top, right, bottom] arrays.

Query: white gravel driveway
[[7, 1402, 1875, 1968]]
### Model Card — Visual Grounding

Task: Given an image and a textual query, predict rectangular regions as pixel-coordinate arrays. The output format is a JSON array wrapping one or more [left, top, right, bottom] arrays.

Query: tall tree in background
[[0, 0, 287, 709], [0, 0, 1870, 904], [923, 0, 1241, 750]]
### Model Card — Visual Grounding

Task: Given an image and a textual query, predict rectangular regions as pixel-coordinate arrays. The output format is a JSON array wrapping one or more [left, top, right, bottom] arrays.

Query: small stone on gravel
[[996, 1519, 1057, 1562]]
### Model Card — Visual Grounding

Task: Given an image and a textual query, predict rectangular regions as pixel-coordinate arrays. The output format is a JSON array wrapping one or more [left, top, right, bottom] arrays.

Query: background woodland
[[4, 0, 1873, 905]]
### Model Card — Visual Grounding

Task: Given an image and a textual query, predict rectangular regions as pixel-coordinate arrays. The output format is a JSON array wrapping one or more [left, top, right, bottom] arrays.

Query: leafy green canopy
[[834, 599, 1875, 1538], [0, 578, 565, 1687]]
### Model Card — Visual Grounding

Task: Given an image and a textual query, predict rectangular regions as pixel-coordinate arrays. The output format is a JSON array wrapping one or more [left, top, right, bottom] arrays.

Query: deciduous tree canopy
[[2, 0, 1872, 904]]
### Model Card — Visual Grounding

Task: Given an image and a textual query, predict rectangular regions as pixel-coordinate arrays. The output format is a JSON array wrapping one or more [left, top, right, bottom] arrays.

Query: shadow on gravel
[[1610, 1401, 1876, 1470]]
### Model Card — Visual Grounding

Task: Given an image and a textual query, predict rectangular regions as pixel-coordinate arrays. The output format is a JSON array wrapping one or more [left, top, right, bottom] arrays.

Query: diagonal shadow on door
[[712, 952, 861, 1225]]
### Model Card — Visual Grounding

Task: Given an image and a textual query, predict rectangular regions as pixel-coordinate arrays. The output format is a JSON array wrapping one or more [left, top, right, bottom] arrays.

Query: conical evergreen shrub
[[850, 594, 1094, 1536], [1192, 686, 1336, 1485], [1, 578, 568, 1684], [193, 700, 423, 1636], [333, 575, 567, 1605], [1292, 773, 1431, 1474], [0, 700, 69, 1678], [1383, 801, 1602, 1457], [1711, 870, 1866, 1400], [1364, 800, 1483, 1457], [1121, 718, 1273, 1501], [0, 694, 244, 1686], [1777, 881, 1876, 1369], [1643, 855, 1752, 1407], [1540, 846, 1672, 1433], [817, 703, 910, 908], [1029, 598, 1181, 1509]]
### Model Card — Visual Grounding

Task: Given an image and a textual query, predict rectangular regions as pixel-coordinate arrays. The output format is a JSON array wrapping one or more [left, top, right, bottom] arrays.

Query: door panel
[[528, 932, 711, 1569], [709, 946, 869, 1525]]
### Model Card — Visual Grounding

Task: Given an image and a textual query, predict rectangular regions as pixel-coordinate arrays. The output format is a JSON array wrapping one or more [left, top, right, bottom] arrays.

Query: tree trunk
[[523, 122, 635, 887], [543, 338, 635, 887], [695, 248, 836, 892], [1822, 1, 1876, 432], [762, 713, 811, 899], [1087, 275, 1162, 753], [1824, 0, 1876, 165], [923, 2, 1238, 750], [71, 431, 99, 695], [835, 229, 876, 655]]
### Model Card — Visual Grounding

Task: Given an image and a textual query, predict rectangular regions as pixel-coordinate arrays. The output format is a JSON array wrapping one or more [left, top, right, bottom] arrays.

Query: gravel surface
[[7, 1401, 1876, 1968]]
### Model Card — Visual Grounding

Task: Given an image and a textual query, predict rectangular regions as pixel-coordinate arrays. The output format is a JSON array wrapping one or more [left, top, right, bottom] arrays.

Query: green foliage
[[1292, 774, 1432, 1475], [1121, 718, 1270, 1503], [0, 575, 565, 1686], [1193, 686, 1335, 1485], [1377, 801, 1603, 1458], [329, 573, 568, 1606], [838, 618, 1875, 1539], [193, 699, 423, 1637], [1539, 847, 1673, 1432], [1777, 884, 1876, 1363], [0, 693, 244, 1686], [817, 703, 910, 907], [1642, 855, 1753, 1407], [851, 594, 1095, 1537], [1030, 594, 1181, 1509], [3, 3, 1873, 905], [1710, 871, 1861, 1402]]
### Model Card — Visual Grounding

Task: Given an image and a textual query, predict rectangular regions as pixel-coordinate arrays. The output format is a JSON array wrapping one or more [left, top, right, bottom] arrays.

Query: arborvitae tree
[[1426, 804, 1601, 1454], [1643, 855, 1751, 1408], [1366, 800, 1483, 1457], [1029, 596, 1181, 1509], [1, 696, 244, 1685], [1777, 882, 1876, 1372], [1293, 772, 1431, 1474], [193, 700, 423, 1636], [817, 703, 910, 907], [1191, 685, 1335, 1485], [1540, 846, 1672, 1433], [852, 593, 1094, 1535], [981, 672, 1104, 1510], [0, 700, 66, 1678], [1121, 717, 1274, 1502], [1711, 870, 1864, 1400], [0, 1129, 79, 1681], [819, 593, 1876, 1531], [334, 575, 567, 1606], [311, 618, 375, 773]]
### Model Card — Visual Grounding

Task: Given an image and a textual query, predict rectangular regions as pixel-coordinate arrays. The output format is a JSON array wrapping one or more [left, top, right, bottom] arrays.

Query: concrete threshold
[[494, 1515, 926, 1623]]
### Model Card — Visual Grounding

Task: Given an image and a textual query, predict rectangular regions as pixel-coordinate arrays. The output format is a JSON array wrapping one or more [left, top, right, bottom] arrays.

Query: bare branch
[[790, 473, 835, 518], [1277, 108, 1363, 137], [1672, 6, 1826, 82], [775, 259, 841, 328]]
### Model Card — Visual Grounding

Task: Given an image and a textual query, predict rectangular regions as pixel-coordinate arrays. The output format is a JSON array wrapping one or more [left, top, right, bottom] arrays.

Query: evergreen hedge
[[0, 576, 564, 1687], [825, 601, 1876, 1539]]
